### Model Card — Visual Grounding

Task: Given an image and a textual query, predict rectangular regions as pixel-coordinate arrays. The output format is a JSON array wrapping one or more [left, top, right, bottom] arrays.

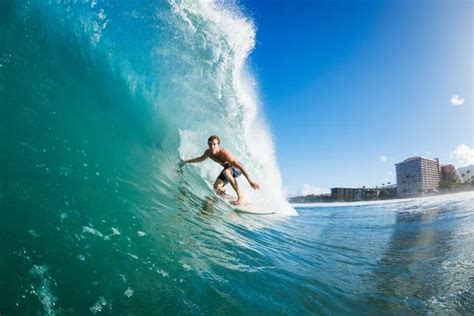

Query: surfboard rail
[[217, 193, 275, 215]]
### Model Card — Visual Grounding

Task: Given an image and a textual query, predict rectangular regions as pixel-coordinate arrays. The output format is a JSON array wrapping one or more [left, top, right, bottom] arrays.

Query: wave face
[[1, 0, 294, 213], [1, 0, 294, 313]]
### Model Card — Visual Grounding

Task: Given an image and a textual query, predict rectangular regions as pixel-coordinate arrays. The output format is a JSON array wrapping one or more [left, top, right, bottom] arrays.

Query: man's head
[[208, 135, 220, 154]]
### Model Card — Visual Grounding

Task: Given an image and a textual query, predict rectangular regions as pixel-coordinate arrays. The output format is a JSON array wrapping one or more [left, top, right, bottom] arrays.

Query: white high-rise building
[[395, 157, 440, 198], [457, 165, 474, 183]]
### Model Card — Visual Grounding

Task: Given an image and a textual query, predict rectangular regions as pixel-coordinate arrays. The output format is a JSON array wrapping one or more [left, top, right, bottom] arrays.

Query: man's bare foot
[[216, 188, 226, 195], [235, 198, 244, 206]]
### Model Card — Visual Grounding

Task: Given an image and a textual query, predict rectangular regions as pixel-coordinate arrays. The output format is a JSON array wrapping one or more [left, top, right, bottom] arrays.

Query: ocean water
[[1, 0, 474, 314]]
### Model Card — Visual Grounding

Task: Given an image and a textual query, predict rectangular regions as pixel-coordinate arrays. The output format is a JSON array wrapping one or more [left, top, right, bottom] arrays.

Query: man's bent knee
[[224, 169, 234, 180], [214, 179, 226, 193]]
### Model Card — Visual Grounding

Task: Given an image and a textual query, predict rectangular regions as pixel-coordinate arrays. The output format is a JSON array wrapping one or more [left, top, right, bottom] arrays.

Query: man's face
[[208, 139, 220, 153]]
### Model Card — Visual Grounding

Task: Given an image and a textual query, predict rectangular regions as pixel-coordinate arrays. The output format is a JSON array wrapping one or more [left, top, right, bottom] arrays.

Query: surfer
[[180, 135, 260, 206]]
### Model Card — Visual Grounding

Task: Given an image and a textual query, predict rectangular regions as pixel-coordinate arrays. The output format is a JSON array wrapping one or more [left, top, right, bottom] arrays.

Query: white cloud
[[379, 155, 388, 162], [451, 95, 465, 106], [298, 184, 329, 196], [451, 144, 474, 166], [387, 171, 393, 176]]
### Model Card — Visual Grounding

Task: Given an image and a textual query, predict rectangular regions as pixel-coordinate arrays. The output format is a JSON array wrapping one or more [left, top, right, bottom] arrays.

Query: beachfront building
[[457, 165, 474, 183], [395, 157, 440, 198], [441, 164, 463, 183], [330, 187, 391, 201], [331, 188, 365, 200]]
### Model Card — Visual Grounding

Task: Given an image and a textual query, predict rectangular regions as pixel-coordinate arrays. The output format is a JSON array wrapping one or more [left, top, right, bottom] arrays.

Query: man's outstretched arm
[[180, 150, 209, 166], [231, 160, 260, 190]]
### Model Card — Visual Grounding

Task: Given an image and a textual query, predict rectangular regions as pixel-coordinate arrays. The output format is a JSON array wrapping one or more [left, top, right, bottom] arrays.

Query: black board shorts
[[217, 166, 242, 186]]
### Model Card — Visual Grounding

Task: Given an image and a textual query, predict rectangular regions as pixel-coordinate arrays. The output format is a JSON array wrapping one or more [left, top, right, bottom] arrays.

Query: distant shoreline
[[289, 186, 474, 204], [291, 190, 474, 208]]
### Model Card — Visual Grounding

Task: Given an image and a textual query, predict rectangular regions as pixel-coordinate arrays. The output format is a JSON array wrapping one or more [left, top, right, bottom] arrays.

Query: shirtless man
[[180, 135, 260, 206]]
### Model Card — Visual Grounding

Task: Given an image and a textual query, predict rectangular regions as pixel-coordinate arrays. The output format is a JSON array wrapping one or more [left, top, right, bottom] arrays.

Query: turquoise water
[[1, 0, 474, 314]]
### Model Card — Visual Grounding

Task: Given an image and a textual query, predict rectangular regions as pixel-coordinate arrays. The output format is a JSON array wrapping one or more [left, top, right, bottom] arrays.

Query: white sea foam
[[127, 252, 139, 260], [28, 229, 40, 237], [111, 227, 121, 235], [90, 296, 109, 314], [30, 265, 57, 315], [157, 269, 169, 277], [82, 226, 104, 238], [124, 287, 134, 298], [293, 191, 474, 209]]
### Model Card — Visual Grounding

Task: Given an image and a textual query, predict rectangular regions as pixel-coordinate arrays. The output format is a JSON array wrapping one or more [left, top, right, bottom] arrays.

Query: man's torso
[[208, 148, 233, 167]]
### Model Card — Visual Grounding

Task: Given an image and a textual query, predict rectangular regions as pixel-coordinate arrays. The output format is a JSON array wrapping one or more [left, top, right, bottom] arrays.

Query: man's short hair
[[208, 135, 220, 144]]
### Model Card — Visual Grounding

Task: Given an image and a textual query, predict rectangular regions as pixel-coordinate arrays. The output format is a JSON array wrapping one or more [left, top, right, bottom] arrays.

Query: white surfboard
[[218, 193, 275, 215]]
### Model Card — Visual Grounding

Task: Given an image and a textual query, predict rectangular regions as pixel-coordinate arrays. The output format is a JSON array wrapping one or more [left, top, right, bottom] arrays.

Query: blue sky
[[240, 0, 473, 195]]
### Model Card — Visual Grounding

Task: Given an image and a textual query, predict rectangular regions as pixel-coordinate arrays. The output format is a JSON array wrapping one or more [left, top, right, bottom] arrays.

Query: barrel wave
[[2, 1, 474, 315], [1, 0, 293, 214], [1, 0, 292, 313]]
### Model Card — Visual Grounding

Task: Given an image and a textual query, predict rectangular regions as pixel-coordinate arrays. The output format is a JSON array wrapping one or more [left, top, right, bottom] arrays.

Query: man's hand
[[249, 180, 260, 190], [176, 159, 185, 175]]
